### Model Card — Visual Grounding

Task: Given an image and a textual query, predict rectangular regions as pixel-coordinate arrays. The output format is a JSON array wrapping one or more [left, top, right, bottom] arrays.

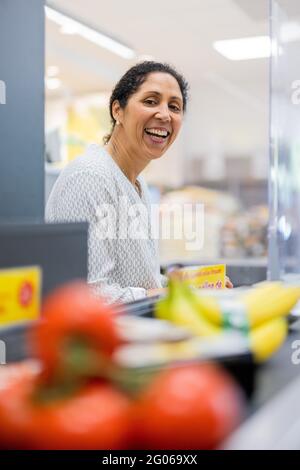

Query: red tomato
[[30, 281, 121, 384], [0, 374, 132, 450], [133, 363, 244, 450], [30, 382, 132, 450], [0, 362, 39, 449]]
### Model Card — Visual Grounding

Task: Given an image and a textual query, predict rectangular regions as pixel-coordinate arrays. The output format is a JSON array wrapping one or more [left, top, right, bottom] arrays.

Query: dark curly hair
[[103, 61, 189, 144]]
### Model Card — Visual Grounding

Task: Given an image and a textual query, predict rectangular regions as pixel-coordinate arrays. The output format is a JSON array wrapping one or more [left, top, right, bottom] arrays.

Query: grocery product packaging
[[176, 264, 226, 289]]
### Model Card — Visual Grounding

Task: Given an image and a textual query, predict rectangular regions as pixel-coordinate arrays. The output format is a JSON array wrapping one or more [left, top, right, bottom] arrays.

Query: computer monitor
[[0, 222, 88, 297], [0, 222, 88, 362]]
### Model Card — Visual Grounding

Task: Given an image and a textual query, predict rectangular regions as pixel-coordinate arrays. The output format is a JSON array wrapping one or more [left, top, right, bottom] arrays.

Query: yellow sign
[[0, 266, 42, 327], [178, 264, 226, 289]]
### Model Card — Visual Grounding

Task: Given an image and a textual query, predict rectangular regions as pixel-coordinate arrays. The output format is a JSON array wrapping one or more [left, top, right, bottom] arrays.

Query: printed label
[[178, 264, 226, 289], [0, 266, 41, 327]]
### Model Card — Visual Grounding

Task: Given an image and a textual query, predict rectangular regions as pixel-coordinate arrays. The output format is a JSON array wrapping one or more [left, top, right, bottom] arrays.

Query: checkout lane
[[1, 255, 300, 449]]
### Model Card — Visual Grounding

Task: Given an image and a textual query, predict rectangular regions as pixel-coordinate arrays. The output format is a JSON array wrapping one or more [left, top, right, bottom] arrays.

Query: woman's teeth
[[145, 128, 169, 138]]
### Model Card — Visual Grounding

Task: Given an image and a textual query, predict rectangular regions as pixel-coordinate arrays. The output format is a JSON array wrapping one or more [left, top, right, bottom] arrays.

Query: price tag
[[178, 264, 226, 289], [0, 266, 42, 327]]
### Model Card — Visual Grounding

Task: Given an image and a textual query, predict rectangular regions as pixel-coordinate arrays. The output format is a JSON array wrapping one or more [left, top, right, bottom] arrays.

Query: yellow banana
[[249, 317, 288, 362], [241, 284, 300, 328], [155, 294, 173, 322], [156, 280, 289, 363], [190, 291, 222, 325], [155, 279, 220, 337], [246, 280, 282, 291], [188, 282, 300, 330]]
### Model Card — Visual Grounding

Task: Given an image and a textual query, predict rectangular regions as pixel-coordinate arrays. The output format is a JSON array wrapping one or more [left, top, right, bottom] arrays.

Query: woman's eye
[[144, 99, 157, 105], [169, 104, 181, 112]]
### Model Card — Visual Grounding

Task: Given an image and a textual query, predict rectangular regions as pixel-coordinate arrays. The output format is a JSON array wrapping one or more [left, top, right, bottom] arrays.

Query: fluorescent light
[[45, 5, 136, 60], [47, 65, 60, 77], [60, 24, 78, 35], [213, 36, 272, 60], [45, 77, 61, 90]]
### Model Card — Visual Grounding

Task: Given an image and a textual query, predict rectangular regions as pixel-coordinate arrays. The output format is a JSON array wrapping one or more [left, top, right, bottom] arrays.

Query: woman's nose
[[155, 104, 171, 121]]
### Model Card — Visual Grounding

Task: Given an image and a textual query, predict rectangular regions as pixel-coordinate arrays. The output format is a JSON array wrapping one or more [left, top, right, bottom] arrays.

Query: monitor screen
[[0, 222, 88, 297]]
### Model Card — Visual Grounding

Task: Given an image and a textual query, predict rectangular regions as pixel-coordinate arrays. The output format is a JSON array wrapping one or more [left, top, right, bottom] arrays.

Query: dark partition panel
[[0, 0, 45, 222]]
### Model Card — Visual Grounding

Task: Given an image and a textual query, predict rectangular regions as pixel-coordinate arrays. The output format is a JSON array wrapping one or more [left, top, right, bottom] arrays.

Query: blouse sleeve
[[46, 171, 147, 303]]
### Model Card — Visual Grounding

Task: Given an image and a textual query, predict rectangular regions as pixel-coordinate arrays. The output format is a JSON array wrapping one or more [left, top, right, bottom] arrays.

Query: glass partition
[[269, 0, 300, 281]]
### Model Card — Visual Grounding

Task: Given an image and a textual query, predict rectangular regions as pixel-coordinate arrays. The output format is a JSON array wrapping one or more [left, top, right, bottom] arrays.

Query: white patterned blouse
[[46, 144, 167, 303]]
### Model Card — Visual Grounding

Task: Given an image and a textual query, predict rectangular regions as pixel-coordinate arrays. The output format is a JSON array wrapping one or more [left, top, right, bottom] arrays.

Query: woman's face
[[117, 72, 184, 160]]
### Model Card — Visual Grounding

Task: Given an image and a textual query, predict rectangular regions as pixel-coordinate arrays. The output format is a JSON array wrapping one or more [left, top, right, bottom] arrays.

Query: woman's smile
[[143, 126, 171, 147]]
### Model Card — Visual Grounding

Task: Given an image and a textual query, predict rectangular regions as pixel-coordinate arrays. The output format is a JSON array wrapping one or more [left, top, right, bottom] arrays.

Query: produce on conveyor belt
[[30, 281, 121, 385], [155, 279, 300, 362], [0, 281, 245, 450], [131, 363, 244, 450], [193, 281, 300, 328], [0, 367, 132, 450]]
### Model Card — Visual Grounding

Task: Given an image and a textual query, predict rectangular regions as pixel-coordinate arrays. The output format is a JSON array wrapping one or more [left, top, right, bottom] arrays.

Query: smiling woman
[[46, 62, 189, 304]]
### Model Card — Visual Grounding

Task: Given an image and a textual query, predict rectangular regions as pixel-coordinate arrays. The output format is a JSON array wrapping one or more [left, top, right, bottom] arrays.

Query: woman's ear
[[111, 100, 123, 124]]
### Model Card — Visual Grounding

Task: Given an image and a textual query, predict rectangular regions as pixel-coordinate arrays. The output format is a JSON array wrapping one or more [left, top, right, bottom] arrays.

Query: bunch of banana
[[154, 279, 300, 363], [190, 281, 300, 329], [250, 316, 288, 363], [155, 279, 220, 337]]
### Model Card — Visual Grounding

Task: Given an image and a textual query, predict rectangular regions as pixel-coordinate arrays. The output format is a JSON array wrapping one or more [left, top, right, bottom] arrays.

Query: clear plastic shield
[[269, 0, 300, 281]]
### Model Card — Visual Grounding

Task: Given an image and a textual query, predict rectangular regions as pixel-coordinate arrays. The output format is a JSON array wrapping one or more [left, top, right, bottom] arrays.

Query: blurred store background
[[44, 0, 274, 265]]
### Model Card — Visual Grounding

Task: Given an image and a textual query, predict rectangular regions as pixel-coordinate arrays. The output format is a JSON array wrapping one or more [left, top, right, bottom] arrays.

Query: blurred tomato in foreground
[[0, 281, 245, 450], [0, 371, 132, 450], [133, 363, 244, 450], [30, 382, 132, 450], [0, 362, 38, 449], [30, 281, 121, 384]]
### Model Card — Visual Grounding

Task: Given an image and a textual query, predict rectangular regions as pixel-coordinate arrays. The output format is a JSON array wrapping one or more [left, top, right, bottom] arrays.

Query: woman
[[46, 61, 188, 303], [46, 61, 231, 303]]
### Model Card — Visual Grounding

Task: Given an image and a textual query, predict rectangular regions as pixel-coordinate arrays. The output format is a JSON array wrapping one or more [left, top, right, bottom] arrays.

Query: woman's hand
[[225, 276, 233, 288]]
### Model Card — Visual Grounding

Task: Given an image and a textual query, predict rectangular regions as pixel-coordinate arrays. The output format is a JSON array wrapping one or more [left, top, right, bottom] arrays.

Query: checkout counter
[[1, 237, 300, 449]]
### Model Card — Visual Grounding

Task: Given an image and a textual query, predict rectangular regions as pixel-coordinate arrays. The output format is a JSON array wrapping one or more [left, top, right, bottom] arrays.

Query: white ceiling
[[46, 0, 270, 97], [45, 0, 300, 170]]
